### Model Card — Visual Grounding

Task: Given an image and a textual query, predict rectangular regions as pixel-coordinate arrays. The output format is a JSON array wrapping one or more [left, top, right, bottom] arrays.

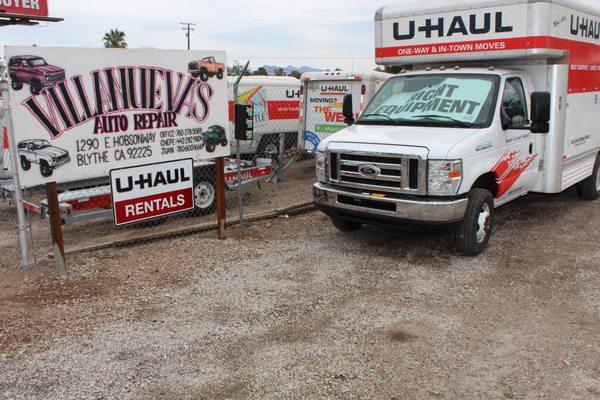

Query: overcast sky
[[0, 0, 385, 72]]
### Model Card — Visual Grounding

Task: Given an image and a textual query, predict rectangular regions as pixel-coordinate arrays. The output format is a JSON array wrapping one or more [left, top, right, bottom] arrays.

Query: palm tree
[[103, 29, 127, 48]]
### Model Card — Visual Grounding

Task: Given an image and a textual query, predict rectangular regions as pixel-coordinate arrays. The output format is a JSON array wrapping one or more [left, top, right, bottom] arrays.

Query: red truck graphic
[[188, 56, 225, 81], [8, 55, 65, 95]]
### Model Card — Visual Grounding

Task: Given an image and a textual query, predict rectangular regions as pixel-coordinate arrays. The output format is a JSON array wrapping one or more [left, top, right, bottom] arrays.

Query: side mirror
[[342, 94, 354, 125], [530, 92, 551, 134]]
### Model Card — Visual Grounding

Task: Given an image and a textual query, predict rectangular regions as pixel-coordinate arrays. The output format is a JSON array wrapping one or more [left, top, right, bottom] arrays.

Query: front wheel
[[216, 69, 223, 79], [11, 80, 23, 90], [206, 141, 216, 153], [199, 69, 209, 81], [40, 160, 53, 177], [221, 138, 228, 147], [455, 188, 494, 256], [331, 217, 361, 232], [30, 81, 42, 95], [580, 154, 600, 200]]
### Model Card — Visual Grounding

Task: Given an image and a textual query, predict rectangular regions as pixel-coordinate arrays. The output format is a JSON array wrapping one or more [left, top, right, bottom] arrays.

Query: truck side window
[[9, 58, 20, 67], [502, 77, 529, 126]]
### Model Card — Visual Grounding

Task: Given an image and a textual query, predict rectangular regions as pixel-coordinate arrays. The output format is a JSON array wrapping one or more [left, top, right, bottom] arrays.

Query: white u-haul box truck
[[228, 76, 300, 158], [313, 0, 600, 255], [300, 71, 391, 152]]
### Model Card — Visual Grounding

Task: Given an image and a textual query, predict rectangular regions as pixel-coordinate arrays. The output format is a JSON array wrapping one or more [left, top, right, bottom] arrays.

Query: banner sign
[[0, 0, 48, 16], [110, 158, 194, 226], [4, 46, 229, 187]]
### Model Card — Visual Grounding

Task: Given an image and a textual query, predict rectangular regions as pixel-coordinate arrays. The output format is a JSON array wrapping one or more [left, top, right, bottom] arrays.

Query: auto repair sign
[[110, 158, 194, 226], [0, 0, 48, 16], [4, 46, 229, 188]]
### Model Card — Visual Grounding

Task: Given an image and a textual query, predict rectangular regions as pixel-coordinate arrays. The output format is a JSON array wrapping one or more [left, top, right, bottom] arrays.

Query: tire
[[30, 81, 41, 95], [11, 80, 23, 90], [199, 69, 209, 81], [331, 217, 362, 232], [580, 154, 600, 200], [40, 160, 53, 177], [216, 69, 223, 79], [206, 141, 216, 153], [221, 138, 228, 147], [20, 156, 31, 171], [455, 188, 494, 256], [191, 170, 216, 216]]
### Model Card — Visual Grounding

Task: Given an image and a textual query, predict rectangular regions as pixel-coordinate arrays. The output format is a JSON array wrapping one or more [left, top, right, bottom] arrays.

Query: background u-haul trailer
[[299, 70, 391, 152], [375, 0, 600, 194], [228, 76, 300, 157]]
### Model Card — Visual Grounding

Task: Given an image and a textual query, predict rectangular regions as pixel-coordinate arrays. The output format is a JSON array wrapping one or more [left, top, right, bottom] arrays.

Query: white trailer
[[228, 76, 300, 158], [299, 70, 392, 152], [313, 0, 600, 255]]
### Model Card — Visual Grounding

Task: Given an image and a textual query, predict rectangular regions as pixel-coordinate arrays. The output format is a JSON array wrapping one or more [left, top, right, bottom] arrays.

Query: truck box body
[[313, 0, 600, 255], [228, 76, 300, 156], [375, 0, 600, 192], [299, 71, 391, 152]]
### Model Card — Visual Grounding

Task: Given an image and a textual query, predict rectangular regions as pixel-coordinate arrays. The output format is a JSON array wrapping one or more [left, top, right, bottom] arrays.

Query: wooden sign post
[[45, 182, 66, 276]]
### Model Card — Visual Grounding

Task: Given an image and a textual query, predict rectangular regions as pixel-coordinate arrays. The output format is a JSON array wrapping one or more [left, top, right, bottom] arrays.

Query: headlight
[[316, 150, 326, 182], [428, 160, 462, 195]]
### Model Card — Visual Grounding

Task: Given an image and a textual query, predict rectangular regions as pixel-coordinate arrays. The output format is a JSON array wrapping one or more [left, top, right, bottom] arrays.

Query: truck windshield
[[29, 58, 48, 67], [358, 74, 500, 128]]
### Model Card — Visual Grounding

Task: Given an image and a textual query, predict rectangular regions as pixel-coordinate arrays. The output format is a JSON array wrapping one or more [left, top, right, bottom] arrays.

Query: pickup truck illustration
[[203, 125, 228, 153], [18, 139, 70, 178], [8, 55, 66, 95], [188, 57, 225, 81]]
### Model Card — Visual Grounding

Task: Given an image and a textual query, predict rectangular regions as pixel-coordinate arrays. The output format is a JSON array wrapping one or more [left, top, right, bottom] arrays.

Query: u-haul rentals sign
[[110, 159, 194, 226]]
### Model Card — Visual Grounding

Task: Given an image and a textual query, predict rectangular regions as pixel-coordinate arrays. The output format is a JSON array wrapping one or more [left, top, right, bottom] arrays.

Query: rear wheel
[[456, 188, 494, 256], [580, 154, 600, 200], [216, 69, 223, 79], [191, 170, 216, 216], [331, 217, 361, 232], [20, 156, 31, 171]]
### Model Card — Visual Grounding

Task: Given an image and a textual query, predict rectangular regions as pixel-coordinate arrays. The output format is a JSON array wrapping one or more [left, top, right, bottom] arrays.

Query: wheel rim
[[476, 203, 491, 243], [596, 168, 600, 192], [264, 143, 279, 158], [194, 182, 215, 209]]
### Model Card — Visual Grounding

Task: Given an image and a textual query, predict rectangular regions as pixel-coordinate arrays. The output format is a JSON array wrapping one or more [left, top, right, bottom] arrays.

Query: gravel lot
[[1, 190, 599, 399]]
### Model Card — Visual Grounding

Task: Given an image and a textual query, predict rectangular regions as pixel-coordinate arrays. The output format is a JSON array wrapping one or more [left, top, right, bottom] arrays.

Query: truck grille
[[328, 151, 425, 194], [47, 73, 65, 83]]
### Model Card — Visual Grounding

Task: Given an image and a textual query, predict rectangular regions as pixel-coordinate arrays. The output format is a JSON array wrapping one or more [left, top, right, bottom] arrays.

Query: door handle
[[529, 143, 533, 154]]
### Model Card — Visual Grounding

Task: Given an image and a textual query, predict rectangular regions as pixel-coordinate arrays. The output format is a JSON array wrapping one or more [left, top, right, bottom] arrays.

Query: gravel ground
[[0, 190, 599, 399]]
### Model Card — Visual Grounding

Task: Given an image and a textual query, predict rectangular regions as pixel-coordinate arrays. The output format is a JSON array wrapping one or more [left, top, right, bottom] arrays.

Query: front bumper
[[51, 156, 71, 168], [313, 182, 468, 225]]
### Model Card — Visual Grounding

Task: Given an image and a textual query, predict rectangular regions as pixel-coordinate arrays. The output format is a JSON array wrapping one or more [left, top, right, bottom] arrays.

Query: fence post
[[45, 182, 67, 276], [0, 61, 30, 270], [233, 61, 250, 226], [215, 157, 226, 240]]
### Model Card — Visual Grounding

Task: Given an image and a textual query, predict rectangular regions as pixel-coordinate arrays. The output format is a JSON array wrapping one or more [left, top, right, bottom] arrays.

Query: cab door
[[493, 76, 539, 201]]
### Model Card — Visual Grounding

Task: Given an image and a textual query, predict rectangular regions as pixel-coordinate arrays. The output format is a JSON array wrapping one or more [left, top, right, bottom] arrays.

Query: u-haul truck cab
[[313, 0, 600, 255], [300, 70, 392, 152]]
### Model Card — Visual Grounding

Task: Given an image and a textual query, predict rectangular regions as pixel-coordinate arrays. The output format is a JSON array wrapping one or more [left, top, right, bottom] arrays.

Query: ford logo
[[357, 164, 381, 178]]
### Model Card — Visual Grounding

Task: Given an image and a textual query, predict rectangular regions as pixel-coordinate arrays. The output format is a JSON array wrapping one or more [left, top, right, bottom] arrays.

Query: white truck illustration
[[18, 139, 70, 177]]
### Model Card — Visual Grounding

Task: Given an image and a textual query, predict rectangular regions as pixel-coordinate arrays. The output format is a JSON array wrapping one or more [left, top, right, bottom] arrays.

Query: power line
[[180, 22, 196, 50]]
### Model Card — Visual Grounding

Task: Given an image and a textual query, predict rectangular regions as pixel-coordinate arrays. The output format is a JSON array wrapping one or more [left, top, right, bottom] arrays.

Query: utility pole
[[180, 22, 196, 50]]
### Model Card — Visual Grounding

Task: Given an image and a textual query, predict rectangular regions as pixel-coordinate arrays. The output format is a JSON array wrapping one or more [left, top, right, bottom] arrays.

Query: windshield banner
[[371, 78, 492, 123], [4, 46, 229, 188]]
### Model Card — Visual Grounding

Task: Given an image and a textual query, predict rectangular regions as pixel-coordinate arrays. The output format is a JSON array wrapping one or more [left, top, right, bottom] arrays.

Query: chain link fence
[[1, 59, 376, 270]]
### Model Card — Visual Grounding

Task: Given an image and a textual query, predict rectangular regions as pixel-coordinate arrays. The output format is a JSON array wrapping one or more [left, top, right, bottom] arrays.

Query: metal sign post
[[232, 61, 251, 227], [215, 157, 226, 239], [0, 61, 30, 270]]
